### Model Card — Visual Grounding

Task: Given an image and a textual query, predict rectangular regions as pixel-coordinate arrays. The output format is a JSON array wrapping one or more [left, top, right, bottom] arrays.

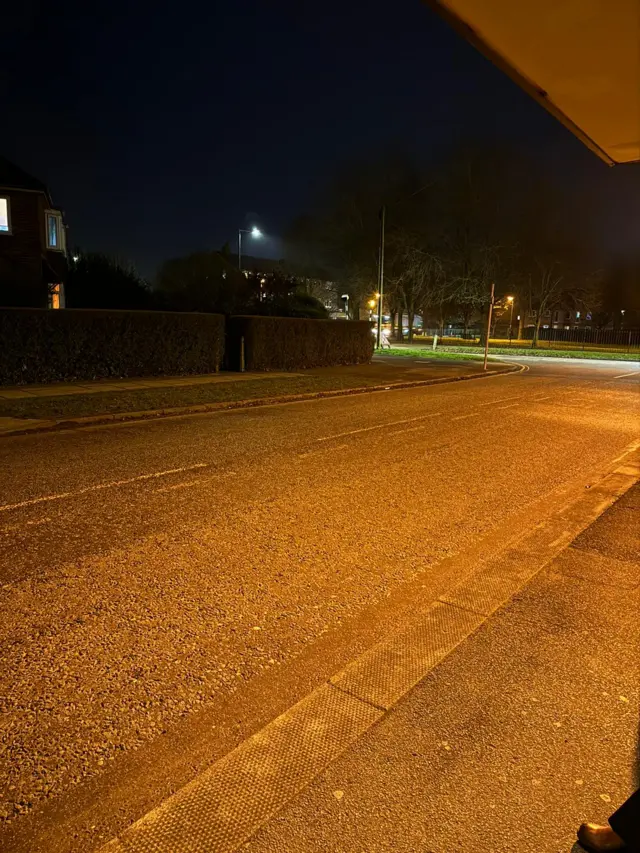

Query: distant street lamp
[[621, 308, 626, 329], [341, 293, 350, 318], [238, 226, 262, 272], [507, 295, 515, 339]]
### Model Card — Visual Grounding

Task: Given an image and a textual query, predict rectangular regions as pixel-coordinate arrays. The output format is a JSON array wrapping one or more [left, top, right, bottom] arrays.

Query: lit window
[[0, 197, 10, 233], [49, 283, 61, 309], [45, 210, 65, 251]]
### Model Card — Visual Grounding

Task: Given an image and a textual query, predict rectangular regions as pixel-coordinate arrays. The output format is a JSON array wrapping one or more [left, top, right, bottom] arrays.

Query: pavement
[[0, 357, 638, 852]]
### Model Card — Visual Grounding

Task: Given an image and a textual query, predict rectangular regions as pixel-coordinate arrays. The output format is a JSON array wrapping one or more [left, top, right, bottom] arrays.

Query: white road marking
[[297, 443, 349, 459], [390, 424, 430, 436], [0, 516, 52, 534], [532, 395, 553, 402], [0, 464, 209, 513], [478, 396, 522, 406], [496, 403, 521, 410], [613, 370, 640, 380], [452, 413, 480, 421], [317, 412, 441, 442]]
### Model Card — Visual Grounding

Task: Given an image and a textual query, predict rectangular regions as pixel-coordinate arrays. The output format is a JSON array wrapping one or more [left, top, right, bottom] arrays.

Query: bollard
[[240, 336, 245, 372]]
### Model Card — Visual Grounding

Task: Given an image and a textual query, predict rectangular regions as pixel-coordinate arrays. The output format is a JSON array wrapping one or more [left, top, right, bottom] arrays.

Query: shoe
[[577, 823, 626, 851]]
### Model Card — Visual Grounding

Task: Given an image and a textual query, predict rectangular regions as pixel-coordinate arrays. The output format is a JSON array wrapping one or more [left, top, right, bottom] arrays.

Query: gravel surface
[[0, 358, 638, 847]]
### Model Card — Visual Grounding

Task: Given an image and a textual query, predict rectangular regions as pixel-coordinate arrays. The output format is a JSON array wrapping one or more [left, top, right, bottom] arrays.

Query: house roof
[[0, 156, 50, 194], [427, 0, 640, 165]]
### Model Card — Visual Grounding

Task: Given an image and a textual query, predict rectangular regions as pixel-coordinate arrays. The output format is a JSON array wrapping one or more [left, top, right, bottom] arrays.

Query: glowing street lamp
[[506, 295, 515, 339], [238, 226, 262, 271]]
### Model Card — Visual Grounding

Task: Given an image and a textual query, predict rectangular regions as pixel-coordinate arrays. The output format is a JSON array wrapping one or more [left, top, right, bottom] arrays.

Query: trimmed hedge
[[227, 316, 374, 371], [0, 308, 225, 385]]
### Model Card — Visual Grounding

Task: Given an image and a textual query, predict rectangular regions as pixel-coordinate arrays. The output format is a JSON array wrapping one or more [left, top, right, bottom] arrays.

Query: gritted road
[[0, 358, 638, 850]]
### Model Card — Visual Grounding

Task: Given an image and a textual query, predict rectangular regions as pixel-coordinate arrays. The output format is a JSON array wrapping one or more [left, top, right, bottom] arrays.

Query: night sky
[[3, 0, 639, 277]]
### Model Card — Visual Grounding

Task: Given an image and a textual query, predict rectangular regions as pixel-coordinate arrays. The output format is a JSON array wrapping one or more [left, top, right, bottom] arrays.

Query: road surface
[[0, 358, 638, 851]]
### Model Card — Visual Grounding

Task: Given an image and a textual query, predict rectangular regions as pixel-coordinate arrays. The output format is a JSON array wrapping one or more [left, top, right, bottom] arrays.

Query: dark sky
[[3, 0, 639, 277]]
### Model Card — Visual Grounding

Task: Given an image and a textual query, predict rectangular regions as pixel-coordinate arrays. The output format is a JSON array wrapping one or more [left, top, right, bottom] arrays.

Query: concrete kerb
[[99, 440, 640, 853], [0, 362, 523, 438]]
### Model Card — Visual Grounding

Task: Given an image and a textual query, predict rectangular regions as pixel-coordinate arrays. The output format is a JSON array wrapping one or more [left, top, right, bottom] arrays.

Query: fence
[[412, 327, 640, 354]]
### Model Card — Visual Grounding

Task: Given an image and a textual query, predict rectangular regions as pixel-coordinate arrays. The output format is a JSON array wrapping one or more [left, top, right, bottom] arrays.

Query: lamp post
[[238, 226, 262, 272], [507, 295, 515, 340], [377, 204, 386, 347], [483, 282, 495, 371], [377, 182, 432, 348]]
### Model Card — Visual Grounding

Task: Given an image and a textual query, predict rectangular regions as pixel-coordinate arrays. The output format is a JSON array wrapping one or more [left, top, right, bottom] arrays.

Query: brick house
[[0, 156, 68, 308]]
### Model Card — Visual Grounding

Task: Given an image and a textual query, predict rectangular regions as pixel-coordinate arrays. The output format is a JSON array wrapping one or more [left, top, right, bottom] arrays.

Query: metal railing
[[411, 327, 640, 353]]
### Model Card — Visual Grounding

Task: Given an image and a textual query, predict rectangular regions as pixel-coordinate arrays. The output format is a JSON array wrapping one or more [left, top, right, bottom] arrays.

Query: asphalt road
[[0, 358, 638, 850]]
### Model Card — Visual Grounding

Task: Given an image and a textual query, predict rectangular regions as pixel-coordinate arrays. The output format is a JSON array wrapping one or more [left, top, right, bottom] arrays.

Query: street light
[[238, 226, 262, 272], [507, 295, 515, 340], [377, 182, 432, 348], [341, 293, 350, 318]]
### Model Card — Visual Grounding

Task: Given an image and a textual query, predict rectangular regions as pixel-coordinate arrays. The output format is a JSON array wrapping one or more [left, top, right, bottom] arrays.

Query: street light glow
[[507, 295, 514, 303], [251, 227, 262, 238]]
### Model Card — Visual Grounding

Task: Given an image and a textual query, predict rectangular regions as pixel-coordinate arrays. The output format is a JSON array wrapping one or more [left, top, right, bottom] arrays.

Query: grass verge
[[393, 345, 640, 362], [0, 375, 395, 421], [382, 348, 484, 361]]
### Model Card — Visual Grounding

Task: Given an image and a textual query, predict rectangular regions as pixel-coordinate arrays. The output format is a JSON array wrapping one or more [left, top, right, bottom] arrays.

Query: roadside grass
[[392, 345, 640, 362], [382, 348, 484, 361], [0, 374, 394, 421]]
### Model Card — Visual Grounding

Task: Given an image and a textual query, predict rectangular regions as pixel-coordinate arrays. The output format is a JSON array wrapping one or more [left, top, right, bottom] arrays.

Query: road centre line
[[613, 370, 640, 380], [297, 443, 349, 459], [478, 395, 522, 406], [0, 463, 209, 513], [0, 516, 52, 534], [390, 424, 430, 436], [497, 402, 521, 410], [316, 412, 441, 443], [452, 413, 480, 420]]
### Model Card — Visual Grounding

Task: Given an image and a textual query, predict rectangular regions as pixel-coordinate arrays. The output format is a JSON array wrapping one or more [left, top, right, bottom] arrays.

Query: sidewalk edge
[[0, 363, 522, 438]]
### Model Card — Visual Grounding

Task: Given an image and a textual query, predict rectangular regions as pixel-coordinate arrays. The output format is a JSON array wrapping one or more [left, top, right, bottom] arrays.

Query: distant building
[[0, 156, 68, 308], [229, 253, 340, 314]]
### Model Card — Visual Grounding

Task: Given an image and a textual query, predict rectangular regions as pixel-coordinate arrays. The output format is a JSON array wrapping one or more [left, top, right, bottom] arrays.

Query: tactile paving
[[330, 600, 483, 710], [113, 684, 381, 853]]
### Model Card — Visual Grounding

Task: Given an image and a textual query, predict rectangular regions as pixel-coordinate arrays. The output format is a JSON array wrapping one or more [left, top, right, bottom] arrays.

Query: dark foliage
[[155, 252, 251, 314], [0, 308, 225, 385], [227, 316, 373, 371], [66, 253, 153, 310], [243, 272, 329, 319]]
